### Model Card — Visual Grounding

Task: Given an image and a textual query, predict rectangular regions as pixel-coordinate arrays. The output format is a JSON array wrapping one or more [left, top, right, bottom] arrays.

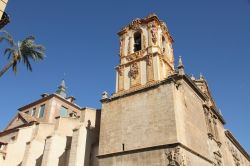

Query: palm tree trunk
[[0, 60, 14, 77]]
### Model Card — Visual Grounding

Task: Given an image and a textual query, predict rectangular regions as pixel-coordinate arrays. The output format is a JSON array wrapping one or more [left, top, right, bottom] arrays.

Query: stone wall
[[174, 80, 210, 158], [99, 82, 177, 156]]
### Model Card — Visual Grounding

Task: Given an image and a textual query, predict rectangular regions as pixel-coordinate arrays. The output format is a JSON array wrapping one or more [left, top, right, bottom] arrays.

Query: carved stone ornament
[[214, 151, 222, 166], [129, 63, 139, 79], [145, 13, 157, 19], [129, 18, 141, 30], [149, 21, 158, 44], [117, 66, 124, 76], [226, 142, 241, 166], [165, 148, 186, 166], [126, 51, 143, 62], [119, 37, 124, 56], [160, 21, 169, 33], [146, 54, 153, 66], [142, 34, 146, 49]]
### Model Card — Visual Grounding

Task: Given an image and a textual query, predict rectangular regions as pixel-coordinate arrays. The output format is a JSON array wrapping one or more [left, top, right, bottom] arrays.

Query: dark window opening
[[134, 32, 141, 52], [162, 36, 166, 53]]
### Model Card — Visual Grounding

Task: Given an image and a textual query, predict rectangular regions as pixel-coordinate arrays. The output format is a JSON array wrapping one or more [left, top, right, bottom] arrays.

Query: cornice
[[0, 122, 37, 137], [18, 94, 81, 111], [97, 142, 213, 164], [117, 14, 173, 42], [225, 130, 250, 161]]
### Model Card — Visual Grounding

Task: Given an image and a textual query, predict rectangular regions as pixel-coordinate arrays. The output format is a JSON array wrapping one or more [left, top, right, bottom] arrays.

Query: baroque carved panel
[[146, 55, 154, 82], [129, 63, 139, 79], [148, 21, 158, 45], [129, 18, 141, 30], [129, 62, 140, 87]]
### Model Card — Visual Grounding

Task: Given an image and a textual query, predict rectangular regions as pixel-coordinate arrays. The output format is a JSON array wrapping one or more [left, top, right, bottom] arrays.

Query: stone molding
[[97, 143, 213, 164]]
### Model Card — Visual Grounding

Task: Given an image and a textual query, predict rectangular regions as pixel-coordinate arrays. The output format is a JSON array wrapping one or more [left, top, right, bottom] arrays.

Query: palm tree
[[0, 31, 45, 77]]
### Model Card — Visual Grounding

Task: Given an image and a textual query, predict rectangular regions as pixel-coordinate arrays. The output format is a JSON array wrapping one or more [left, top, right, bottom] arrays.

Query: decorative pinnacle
[[178, 56, 184, 68], [191, 74, 195, 80], [178, 56, 185, 76], [55, 79, 67, 98], [200, 73, 204, 80]]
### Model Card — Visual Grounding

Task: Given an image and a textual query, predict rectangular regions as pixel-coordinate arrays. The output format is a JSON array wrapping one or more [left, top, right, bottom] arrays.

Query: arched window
[[134, 31, 141, 52], [162, 36, 166, 53]]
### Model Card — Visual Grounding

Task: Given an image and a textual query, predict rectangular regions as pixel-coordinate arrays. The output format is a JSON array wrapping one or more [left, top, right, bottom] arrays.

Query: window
[[134, 31, 141, 52], [60, 106, 68, 117], [25, 110, 30, 114], [38, 104, 45, 118], [31, 108, 36, 116], [162, 36, 166, 53]]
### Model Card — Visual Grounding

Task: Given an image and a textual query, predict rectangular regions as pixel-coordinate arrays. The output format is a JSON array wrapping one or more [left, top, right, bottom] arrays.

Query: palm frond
[[22, 55, 32, 71], [4, 48, 16, 59], [0, 32, 45, 77], [0, 31, 16, 47], [25, 35, 35, 41], [20, 39, 45, 61]]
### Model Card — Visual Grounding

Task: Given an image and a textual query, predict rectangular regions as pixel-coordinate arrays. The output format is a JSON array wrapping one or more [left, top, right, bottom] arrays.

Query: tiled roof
[[18, 112, 38, 123]]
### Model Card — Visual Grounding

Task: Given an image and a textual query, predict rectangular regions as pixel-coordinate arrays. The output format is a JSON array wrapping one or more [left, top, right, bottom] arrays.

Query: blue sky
[[0, 0, 250, 153]]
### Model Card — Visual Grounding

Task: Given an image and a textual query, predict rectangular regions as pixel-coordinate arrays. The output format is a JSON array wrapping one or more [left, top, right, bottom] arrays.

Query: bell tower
[[115, 14, 174, 93]]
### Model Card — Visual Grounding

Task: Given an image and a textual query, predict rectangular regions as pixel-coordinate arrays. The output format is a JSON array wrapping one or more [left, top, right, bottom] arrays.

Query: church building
[[0, 14, 249, 166]]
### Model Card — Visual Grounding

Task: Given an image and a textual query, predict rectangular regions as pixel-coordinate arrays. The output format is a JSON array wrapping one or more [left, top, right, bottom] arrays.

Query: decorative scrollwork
[[129, 63, 139, 79], [148, 21, 158, 44], [126, 51, 144, 62], [129, 18, 141, 30]]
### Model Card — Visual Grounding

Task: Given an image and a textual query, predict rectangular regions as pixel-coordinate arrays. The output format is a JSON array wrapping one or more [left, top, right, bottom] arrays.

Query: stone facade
[[0, 81, 100, 166], [0, 14, 249, 166], [99, 14, 250, 166]]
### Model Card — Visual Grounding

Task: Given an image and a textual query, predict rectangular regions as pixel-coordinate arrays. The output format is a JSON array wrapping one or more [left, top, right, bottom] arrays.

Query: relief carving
[[129, 18, 141, 30], [146, 54, 153, 66], [129, 63, 139, 79], [214, 151, 222, 166], [142, 34, 146, 49], [148, 21, 158, 44], [117, 66, 124, 76], [227, 141, 241, 166], [165, 148, 186, 166], [126, 51, 144, 62]]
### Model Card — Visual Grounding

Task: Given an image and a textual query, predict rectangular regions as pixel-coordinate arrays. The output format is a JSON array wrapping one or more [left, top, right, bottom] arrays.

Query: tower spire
[[55, 79, 67, 98], [178, 56, 185, 75]]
